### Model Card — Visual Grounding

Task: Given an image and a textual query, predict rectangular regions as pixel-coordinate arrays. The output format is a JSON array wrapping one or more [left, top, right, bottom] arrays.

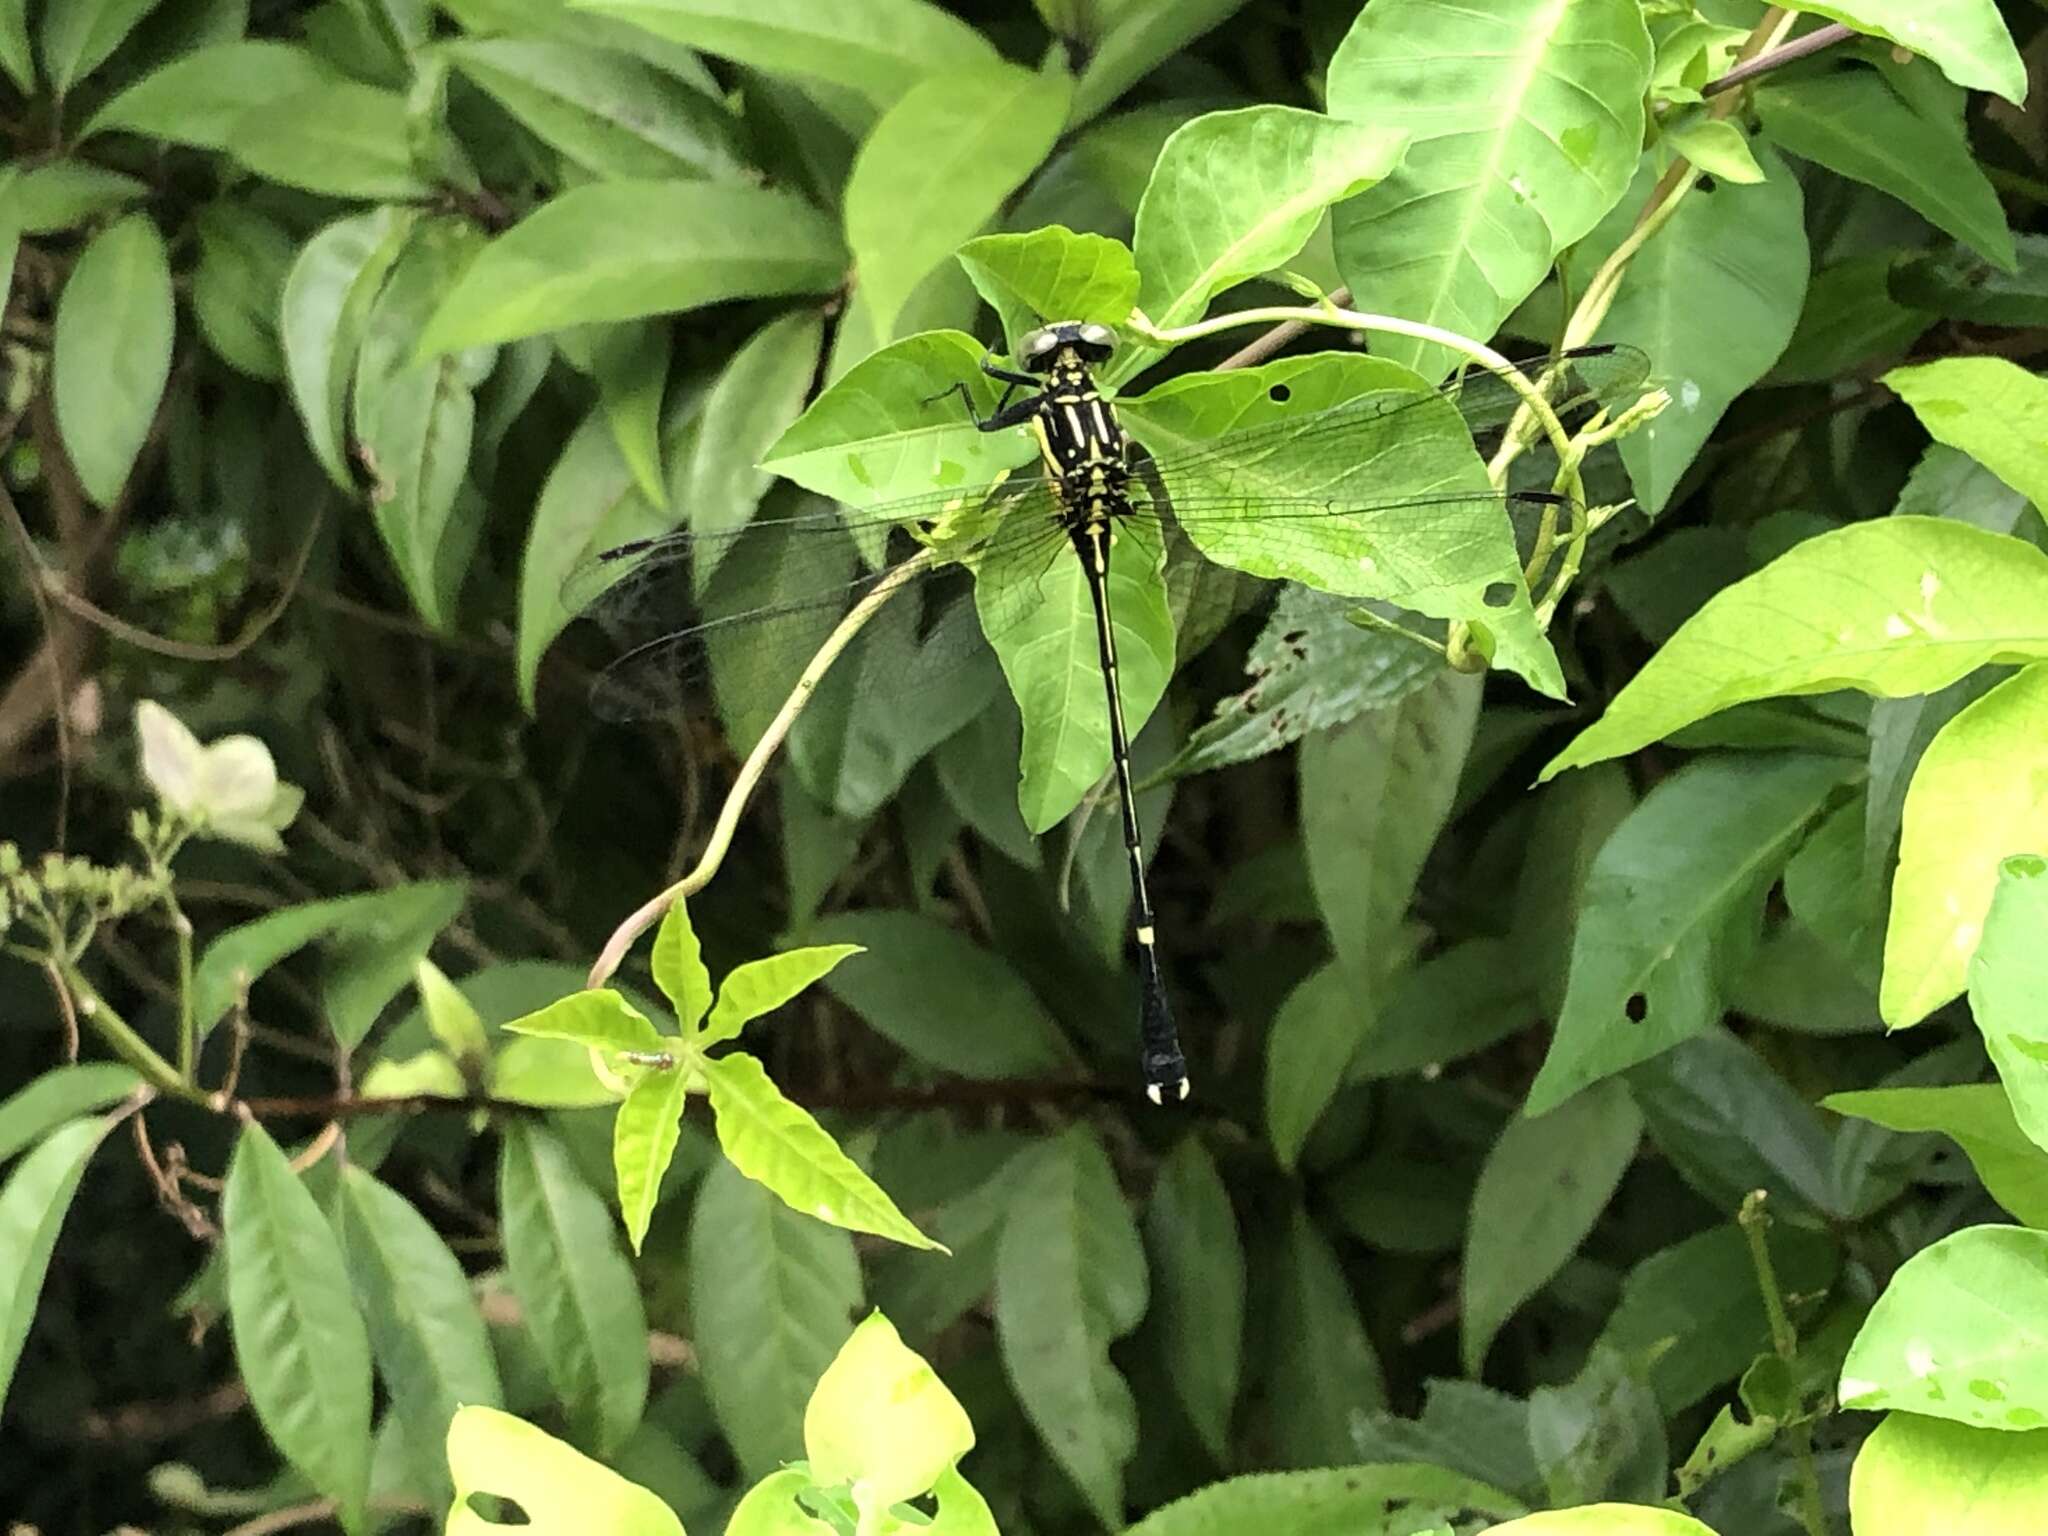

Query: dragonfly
[[570, 326, 1649, 1103]]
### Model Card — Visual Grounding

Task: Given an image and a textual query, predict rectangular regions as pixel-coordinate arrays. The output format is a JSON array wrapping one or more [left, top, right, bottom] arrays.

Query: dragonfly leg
[[926, 373, 1045, 433]]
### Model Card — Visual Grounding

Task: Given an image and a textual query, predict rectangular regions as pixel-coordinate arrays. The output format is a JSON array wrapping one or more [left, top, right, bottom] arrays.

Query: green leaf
[[1463, 1081, 1641, 1374], [1064, 0, 1250, 129], [0, 1065, 139, 1164], [1164, 588, 1441, 781], [1970, 857, 2048, 1156], [228, 81, 433, 199], [845, 61, 1070, 339], [723, 1467, 837, 1535], [1887, 356, 2048, 511], [1542, 519, 2048, 779], [1483, 1511, 1715, 1536], [418, 180, 843, 353], [804, 1312, 974, 1509], [651, 896, 712, 1030], [1132, 105, 1408, 334], [1795, 0, 2024, 103], [703, 1051, 939, 1249], [1254, 1202, 1385, 1465], [53, 213, 173, 507], [361, 1048, 468, 1102], [585, 321, 671, 506], [1768, 253, 1935, 387], [0, 0, 28, 90], [956, 228, 1139, 355], [445, 37, 747, 181], [321, 882, 473, 1049], [337, 1168, 502, 1505], [994, 1129, 1147, 1527], [1302, 668, 1481, 984], [688, 1159, 862, 1481], [352, 217, 494, 629], [1528, 1348, 1669, 1507], [1629, 1031, 1840, 1225], [1885, 666, 2048, 1026], [1893, 237, 2048, 328], [0, 1116, 113, 1419], [190, 203, 295, 380], [1527, 754, 1852, 1114], [1825, 1085, 2048, 1228], [1849, 1413, 2048, 1535], [1757, 70, 2014, 272], [517, 406, 665, 708], [1119, 352, 1564, 699], [503, 988, 665, 1056], [1328, 0, 1651, 379], [498, 1123, 650, 1450], [675, 308, 824, 568], [702, 944, 862, 1047], [443, 0, 726, 89], [0, 160, 146, 233], [977, 504, 1174, 831], [761, 329, 1031, 515], [446, 1405, 685, 1536], [1353, 936, 1543, 1081], [1142, 1137, 1244, 1464], [569, 0, 998, 109], [1596, 1224, 1839, 1414], [806, 911, 1074, 1077], [38, 0, 161, 96], [282, 206, 420, 490], [1661, 114, 1763, 184], [1839, 1224, 2048, 1426], [490, 1037, 616, 1108], [1265, 963, 1370, 1173], [1123, 1465, 1525, 1536], [84, 41, 336, 147], [224, 1122, 373, 1534], [1564, 146, 1809, 515], [415, 959, 490, 1070], [193, 881, 468, 1039], [613, 1063, 691, 1252]]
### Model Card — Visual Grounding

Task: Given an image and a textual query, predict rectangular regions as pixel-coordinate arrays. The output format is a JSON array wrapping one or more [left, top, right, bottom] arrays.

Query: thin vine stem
[[587, 549, 937, 987]]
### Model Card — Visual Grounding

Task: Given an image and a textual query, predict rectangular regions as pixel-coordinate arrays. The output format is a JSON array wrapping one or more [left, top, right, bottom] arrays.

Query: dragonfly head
[[1017, 321, 1116, 373]]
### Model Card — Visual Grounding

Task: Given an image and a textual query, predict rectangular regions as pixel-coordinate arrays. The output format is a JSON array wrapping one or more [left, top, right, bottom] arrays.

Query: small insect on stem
[[618, 1050, 677, 1070]]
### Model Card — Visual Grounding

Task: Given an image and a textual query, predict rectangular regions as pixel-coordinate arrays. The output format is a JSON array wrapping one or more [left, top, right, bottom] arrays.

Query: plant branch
[[1702, 21, 1854, 97], [587, 549, 938, 987], [1741, 1190, 1829, 1536], [1216, 286, 1353, 369]]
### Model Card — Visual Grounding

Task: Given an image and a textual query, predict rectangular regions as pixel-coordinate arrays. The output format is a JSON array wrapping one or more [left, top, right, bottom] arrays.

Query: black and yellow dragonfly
[[571, 326, 1647, 1102]]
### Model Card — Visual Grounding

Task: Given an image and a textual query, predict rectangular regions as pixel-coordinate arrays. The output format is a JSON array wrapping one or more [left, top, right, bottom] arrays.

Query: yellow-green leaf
[[447, 1406, 684, 1536], [805, 1312, 973, 1509]]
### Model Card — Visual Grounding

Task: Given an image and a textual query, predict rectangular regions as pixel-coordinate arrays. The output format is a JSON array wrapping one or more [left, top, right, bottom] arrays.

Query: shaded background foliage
[[5, 1, 2048, 1534]]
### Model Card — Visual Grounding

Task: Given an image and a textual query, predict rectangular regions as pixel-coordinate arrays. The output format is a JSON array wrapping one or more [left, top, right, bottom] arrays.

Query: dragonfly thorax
[[1025, 353, 1132, 537]]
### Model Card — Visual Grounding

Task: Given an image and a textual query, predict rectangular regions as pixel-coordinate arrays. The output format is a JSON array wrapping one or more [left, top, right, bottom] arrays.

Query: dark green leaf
[[225, 1122, 373, 1534], [1353, 936, 1542, 1082], [1892, 236, 2048, 327], [1529, 753, 1853, 1113], [0, 1065, 140, 1164], [688, 1159, 861, 1480], [1824, 1084, 2048, 1227], [1758, 69, 2014, 271], [1265, 963, 1368, 1172], [995, 1128, 1147, 1525], [191, 203, 295, 380], [0, 1116, 113, 1419], [1122, 1465, 1523, 1536], [1142, 1137, 1243, 1463], [0, 160, 146, 232], [1251, 1202, 1385, 1466], [498, 1122, 650, 1450], [1768, 253, 1934, 386], [337, 1167, 503, 1504], [1528, 1346, 1668, 1507], [1065, 0, 1249, 128], [1463, 1081, 1642, 1374], [39, 0, 161, 96]]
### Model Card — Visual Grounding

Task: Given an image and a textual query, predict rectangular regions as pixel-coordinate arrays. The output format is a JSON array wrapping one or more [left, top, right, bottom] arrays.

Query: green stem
[[54, 962, 206, 1103], [1740, 1191, 1829, 1536]]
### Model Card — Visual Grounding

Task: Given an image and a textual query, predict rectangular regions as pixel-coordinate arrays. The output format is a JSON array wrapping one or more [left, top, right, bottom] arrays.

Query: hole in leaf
[[1481, 581, 1515, 608], [1625, 992, 1649, 1024], [1697, 173, 1719, 193], [465, 1494, 533, 1526], [1269, 383, 1292, 403]]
